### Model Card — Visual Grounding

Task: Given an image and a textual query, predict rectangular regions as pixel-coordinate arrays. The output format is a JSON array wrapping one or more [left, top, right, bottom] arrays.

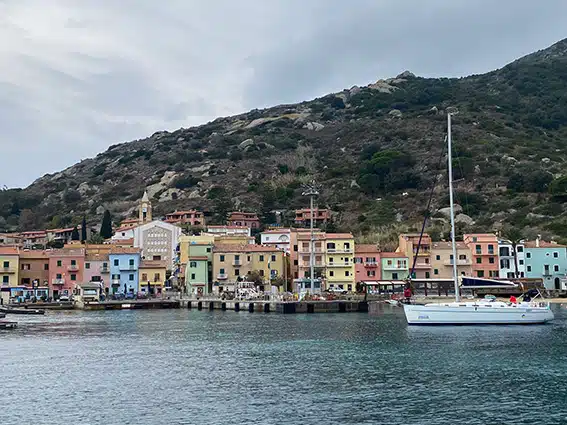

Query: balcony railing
[[217, 273, 228, 280], [413, 263, 431, 269], [299, 262, 325, 268], [233, 260, 242, 266], [111, 279, 121, 286], [364, 262, 378, 267], [51, 279, 65, 285], [100, 266, 110, 273], [383, 264, 407, 270], [68, 265, 79, 272], [298, 247, 324, 253], [119, 265, 137, 271], [327, 248, 353, 254], [326, 262, 352, 267], [444, 259, 472, 266], [1, 267, 16, 274]]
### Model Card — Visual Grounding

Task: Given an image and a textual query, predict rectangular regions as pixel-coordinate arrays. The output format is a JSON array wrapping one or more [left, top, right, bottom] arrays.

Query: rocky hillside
[[2, 38, 567, 242]]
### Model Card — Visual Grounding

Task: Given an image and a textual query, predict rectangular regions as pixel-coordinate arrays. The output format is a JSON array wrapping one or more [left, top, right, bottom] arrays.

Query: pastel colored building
[[0, 247, 20, 303], [463, 233, 499, 278], [109, 247, 141, 295], [213, 244, 285, 293], [524, 240, 567, 290], [260, 228, 291, 253], [227, 212, 260, 229], [206, 226, 251, 237], [165, 210, 205, 226], [133, 220, 182, 271], [294, 208, 331, 227], [84, 252, 110, 293], [184, 237, 214, 296], [381, 253, 409, 280], [398, 233, 432, 279], [0, 233, 21, 246], [354, 244, 381, 282], [498, 240, 526, 279], [20, 231, 48, 248], [139, 260, 167, 295], [19, 250, 50, 288], [48, 248, 86, 299], [325, 233, 355, 291], [430, 241, 472, 279], [295, 231, 327, 282]]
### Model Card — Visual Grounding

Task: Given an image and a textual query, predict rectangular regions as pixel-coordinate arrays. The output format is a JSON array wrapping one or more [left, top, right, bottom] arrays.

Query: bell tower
[[139, 190, 152, 224]]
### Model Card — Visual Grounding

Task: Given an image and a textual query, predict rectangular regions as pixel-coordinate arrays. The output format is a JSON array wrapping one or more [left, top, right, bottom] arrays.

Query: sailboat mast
[[447, 113, 460, 302]]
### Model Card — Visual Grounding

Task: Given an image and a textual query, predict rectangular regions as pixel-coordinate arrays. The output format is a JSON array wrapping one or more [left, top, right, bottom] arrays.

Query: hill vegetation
[[2, 38, 567, 242]]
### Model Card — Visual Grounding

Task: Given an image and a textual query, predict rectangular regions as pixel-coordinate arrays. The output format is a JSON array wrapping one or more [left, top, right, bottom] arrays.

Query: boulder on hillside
[[438, 204, 463, 218], [388, 109, 403, 118], [304, 122, 325, 131], [397, 70, 416, 79], [239, 139, 255, 150], [455, 213, 475, 225]]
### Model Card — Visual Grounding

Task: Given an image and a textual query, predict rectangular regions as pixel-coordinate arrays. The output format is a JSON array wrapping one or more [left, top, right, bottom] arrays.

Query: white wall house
[[260, 229, 291, 253], [498, 239, 525, 279]]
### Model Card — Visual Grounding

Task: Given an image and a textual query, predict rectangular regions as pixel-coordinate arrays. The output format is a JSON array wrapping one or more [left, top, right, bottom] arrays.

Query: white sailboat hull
[[403, 302, 554, 325]]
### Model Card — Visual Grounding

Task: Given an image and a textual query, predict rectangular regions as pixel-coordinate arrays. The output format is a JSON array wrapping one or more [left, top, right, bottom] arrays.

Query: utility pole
[[302, 180, 320, 294]]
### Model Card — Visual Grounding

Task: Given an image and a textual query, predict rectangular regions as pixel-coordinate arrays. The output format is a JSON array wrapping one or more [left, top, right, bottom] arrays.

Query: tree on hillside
[[81, 216, 87, 242], [18, 209, 38, 231], [100, 210, 113, 239], [71, 225, 80, 241], [503, 225, 523, 279]]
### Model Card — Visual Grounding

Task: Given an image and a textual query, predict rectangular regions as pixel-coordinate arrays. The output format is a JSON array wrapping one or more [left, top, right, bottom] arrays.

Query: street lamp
[[301, 180, 321, 294]]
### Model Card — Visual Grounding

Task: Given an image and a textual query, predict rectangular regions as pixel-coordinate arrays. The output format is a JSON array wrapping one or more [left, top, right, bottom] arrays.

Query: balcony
[[119, 265, 137, 271], [111, 279, 121, 286], [383, 264, 407, 271], [326, 262, 352, 268], [233, 260, 242, 266], [364, 262, 379, 268], [100, 266, 110, 273], [413, 263, 431, 269], [68, 265, 79, 272], [298, 246, 324, 254], [327, 248, 353, 254], [1, 267, 16, 274], [217, 273, 228, 280], [444, 259, 472, 266], [51, 279, 65, 285], [299, 262, 325, 268]]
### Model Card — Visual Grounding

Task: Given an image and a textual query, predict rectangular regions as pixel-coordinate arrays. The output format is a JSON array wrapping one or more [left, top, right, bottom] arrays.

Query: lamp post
[[302, 180, 320, 294]]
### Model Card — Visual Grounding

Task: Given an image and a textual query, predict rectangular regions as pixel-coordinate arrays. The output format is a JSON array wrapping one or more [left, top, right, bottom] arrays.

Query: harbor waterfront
[[2, 307, 567, 425]]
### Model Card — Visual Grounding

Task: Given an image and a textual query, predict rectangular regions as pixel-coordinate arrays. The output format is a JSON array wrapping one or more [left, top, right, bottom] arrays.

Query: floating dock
[[81, 299, 180, 310], [180, 299, 368, 314]]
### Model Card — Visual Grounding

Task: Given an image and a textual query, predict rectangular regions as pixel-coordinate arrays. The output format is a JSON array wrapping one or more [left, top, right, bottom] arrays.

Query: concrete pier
[[181, 299, 368, 314]]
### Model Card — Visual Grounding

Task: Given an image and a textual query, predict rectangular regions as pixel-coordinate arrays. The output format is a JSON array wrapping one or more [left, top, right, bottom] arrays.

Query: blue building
[[524, 240, 567, 290], [109, 247, 141, 295]]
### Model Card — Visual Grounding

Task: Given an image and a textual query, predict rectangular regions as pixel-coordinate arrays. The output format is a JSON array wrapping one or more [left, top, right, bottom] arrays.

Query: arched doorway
[[554, 277, 560, 290]]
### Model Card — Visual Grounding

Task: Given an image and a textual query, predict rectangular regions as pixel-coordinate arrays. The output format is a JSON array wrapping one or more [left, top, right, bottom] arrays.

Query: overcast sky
[[1, 0, 566, 188]]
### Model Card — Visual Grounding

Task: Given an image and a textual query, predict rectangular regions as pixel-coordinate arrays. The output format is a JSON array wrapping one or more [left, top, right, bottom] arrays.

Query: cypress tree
[[100, 210, 113, 239], [81, 215, 87, 242], [71, 225, 80, 241]]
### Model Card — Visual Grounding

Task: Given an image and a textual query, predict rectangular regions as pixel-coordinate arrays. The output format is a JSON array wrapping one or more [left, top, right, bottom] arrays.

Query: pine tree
[[81, 215, 87, 242], [100, 210, 113, 239], [71, 225, 80, 241]]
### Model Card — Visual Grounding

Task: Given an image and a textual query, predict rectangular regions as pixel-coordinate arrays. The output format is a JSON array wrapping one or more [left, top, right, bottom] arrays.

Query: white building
[[260, 228, 291, 253], [498, 239, 525, 278], [133, 221, 182, 271], [206, 225, 251, 237]]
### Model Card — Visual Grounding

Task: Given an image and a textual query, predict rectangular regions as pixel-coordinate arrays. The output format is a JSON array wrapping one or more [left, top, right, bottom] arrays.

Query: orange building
[[227, 212, 260, 229], [398, 233, 432, 279], [294, 208, 331, 227], [463, 233, 499, 278], [19, 250, 50, 288], [165, 210, 205, 226]]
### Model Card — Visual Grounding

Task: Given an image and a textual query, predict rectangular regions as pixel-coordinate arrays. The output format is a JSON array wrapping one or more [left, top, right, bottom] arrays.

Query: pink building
[[48, 248, 85, 299], [463, 233, 499, 278], [227, 212, 260, 229], [165, 210, 205, 226], [354, 244, 381, 282], [84, 252, 110, 293], [294, 208, 332, 227]]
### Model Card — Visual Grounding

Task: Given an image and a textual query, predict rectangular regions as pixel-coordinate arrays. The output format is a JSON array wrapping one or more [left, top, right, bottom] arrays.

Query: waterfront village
[[1, 190, 566, 307]]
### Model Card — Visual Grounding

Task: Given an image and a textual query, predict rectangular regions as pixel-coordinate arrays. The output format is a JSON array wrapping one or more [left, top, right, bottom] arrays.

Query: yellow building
[[139, 260, 167, 295], [0, 247, 20, 303], [179, 235, 215, 268], [430, 241, 473, 279], [213, 234, 255, 245], [324, 233, 355, 291], [212, 244, 285, 292]]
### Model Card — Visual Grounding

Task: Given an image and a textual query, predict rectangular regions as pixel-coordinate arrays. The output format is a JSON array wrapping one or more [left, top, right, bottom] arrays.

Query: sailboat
[[403, 114, 554, 325]]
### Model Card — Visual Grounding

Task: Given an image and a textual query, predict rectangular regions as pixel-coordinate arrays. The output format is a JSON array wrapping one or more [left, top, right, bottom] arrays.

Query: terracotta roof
[[324, 233, 354, 240], [48, 248, 85, 257], [0, 247, 19, 255], [355, 244, 380, 253], [19, 250, 48, 258], [207, 225, 249, 229], [140, 260, 167, 268], [524, 240, 567, 248], [85, 253, 109, 261], [400, 233, 431, 238], [432, 242, 468, 250], [188, 256, 209, 261], [261, 229, 291, 234], [166, 210, 201, 215], [121, 219, 139, 223], [214, 244, 282, 253], [109, 247, 141, 255], [109, 238, 134, 246], [381, 252, 407, 258]]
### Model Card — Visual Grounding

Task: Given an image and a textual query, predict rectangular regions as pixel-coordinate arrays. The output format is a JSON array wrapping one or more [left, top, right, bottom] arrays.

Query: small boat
[[0, 306, 46, 315], [385, 299, 401, 307]]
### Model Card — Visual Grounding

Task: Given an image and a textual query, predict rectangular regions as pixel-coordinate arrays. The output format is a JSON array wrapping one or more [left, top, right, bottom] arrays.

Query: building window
[[129, 259, 134, 266], [519, 260, 524, 265], [56, 273, 62, 279], [345, 271, 350, 277], [526, 253, 531, 259], [517, 246, 523, 252], [220, 268, 225, 274], [436, 255, 440, 260], [220, 255, 225, 262], [425, 272, 430, 278], [57, 260, 62, 267], [154, 273, 160, 281], [477, 270, 484, 278], [329, 271, 334, 277], [259, 255, 264, 262], [554, 265, 559, 272], [71, 259, 76, 266], [114, 259, 119, 266], [476, 258, 482, 264], [554, 252, 559, 258], [459, 254, 467, 260], [85, 263, 90, 269], [489, 257, 495, 264], [190, 262, 197, 268], [259, 270, 264, 276], [141, 273, 148, 281], [234, 269, 240, 276], [206, 248, 211, 253], [527, 266, 532, 272], [129, 274, 134, 281], [191, 273, 196, 280], [71, 274, 77, 281], [44, 264, 49, 270], [2, 276, 8, 284], [271, 255, 276, 262], [392, 273, 398, 280], [434, 269, 438, 275], [293, 260, 298, 266]]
